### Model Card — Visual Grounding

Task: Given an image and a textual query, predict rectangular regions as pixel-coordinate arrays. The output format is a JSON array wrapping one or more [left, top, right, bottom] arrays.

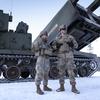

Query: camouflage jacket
[[33, 38, 52, 57], [55, 34, 78, 53]]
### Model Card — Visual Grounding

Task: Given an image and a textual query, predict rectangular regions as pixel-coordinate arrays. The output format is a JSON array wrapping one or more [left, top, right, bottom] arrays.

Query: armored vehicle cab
[[0, 10, 35, 81]]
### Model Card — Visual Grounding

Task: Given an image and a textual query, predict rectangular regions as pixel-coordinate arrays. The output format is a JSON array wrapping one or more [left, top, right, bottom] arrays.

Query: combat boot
[[43, 85, 52, 91], [36, 85, 44, 95], [56, 84, 65, 92], [70, 81, 80, 94]]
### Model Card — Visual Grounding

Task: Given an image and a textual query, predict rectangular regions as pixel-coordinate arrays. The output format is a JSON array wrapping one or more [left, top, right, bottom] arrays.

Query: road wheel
[[5, 66, 20, 81], [30, 68, 36, 79], [21, 68, 30, 79], [78, 67, 88, 77], [49, 67, 59, 79]]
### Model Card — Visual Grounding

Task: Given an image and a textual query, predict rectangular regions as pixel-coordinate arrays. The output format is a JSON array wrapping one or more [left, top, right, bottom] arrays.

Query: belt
[[58, 51, 70, 54]]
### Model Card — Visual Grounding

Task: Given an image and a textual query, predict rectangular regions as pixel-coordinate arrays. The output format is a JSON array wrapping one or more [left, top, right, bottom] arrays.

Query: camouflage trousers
[[35, 56, 50, 86], [58, 66, 75, 84], [58, 53, 76, 84]]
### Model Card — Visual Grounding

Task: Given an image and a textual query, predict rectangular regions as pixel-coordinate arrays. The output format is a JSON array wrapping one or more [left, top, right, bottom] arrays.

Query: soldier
[[54, 25, 80, 94], [34, 31, 52, 95]]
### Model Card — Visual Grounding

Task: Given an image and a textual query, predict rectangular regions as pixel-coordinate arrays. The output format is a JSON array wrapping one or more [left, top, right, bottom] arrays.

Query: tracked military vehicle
[[34, 0, 100, 78], [0, 0, 100, 81]]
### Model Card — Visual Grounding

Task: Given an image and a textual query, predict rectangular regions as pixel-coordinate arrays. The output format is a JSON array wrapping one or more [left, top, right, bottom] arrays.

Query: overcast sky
[[0, 0, 100, 56]]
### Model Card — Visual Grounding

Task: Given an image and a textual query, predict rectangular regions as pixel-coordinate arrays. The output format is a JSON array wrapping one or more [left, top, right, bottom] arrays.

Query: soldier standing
[[54, 25, 80, 94], [34, 31, 52, 95]]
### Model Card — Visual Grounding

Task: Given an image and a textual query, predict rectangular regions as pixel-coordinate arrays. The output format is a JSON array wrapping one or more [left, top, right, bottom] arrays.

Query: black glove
[[67, 41, 74, 48]]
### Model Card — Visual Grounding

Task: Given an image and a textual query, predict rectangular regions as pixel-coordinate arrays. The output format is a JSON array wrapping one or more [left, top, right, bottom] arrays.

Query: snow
[[92, 71, 100, 77], [0, 76, 100, 100]]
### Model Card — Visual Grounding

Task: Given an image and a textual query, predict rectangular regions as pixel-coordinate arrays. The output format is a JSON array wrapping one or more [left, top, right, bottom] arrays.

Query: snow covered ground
[[0, 72, 100, 100]]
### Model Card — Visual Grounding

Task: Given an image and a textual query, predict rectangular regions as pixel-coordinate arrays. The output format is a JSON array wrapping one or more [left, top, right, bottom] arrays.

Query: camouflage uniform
[[34, 32, 52, 95], [56, 33, 78, 84], [35, 39, 50, 86], [55, 25, 80, 94]]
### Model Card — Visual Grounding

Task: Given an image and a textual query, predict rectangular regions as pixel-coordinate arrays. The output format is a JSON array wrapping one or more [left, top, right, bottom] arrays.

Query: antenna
[[9, 11, 12, 19], [8, 0, 13, 22], [9, 0, 13, 15]]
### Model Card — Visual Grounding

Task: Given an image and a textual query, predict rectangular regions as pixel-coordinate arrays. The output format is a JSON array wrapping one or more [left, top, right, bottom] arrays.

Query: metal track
[[0, 54, 35, 82], [0, 53, 97, 83], [0, 54, 34, 60]]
